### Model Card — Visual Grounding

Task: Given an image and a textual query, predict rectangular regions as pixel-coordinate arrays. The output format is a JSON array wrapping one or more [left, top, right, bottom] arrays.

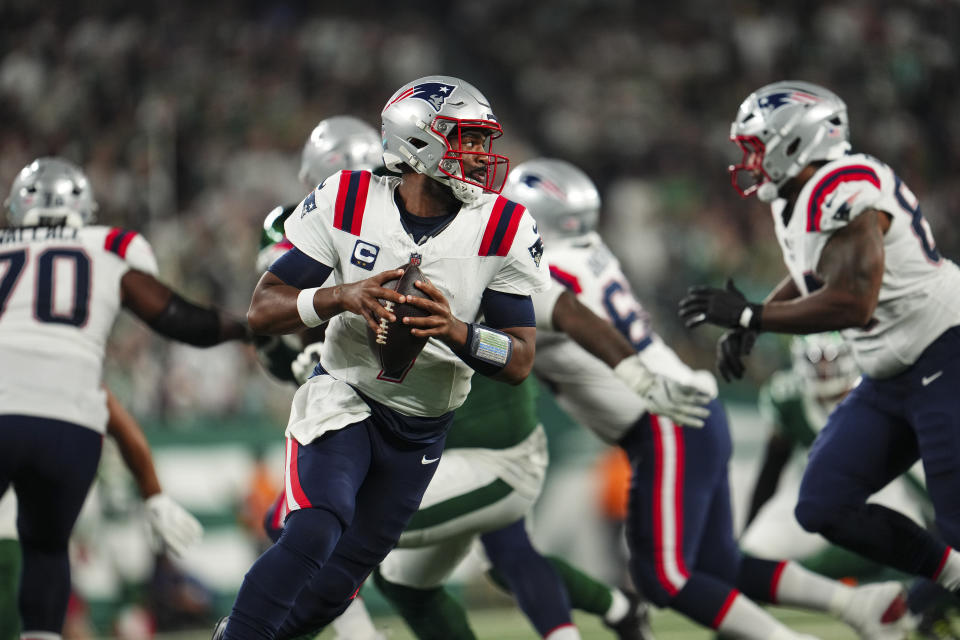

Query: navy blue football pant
[[621, 400, 785, 629], [796, 326, 960, 579], [0, 415, 103, 634], [224, 419, 445, 640]]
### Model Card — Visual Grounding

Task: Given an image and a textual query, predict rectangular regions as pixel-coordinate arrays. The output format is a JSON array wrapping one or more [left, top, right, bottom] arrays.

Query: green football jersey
[[444, 375, 539, 450], [757, 370, 823, 448]]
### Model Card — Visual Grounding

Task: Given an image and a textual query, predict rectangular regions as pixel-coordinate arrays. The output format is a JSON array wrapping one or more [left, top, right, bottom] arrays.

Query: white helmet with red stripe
[[381, 75, 508, 204], [730, 81, 850, 203]]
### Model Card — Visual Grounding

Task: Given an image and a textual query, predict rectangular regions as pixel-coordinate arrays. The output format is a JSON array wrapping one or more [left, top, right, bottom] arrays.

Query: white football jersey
[[283, 170, 548, 440], [0, 225, 158, 432], [772, 154, 960, 378], [533, 232, 663, 443]]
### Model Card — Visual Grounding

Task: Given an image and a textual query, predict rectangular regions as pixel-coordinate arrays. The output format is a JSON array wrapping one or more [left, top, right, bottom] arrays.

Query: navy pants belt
[[0, 414, 103, 633]]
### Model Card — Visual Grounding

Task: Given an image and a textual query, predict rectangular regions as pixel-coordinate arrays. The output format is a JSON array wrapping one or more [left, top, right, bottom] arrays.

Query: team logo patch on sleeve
[[350, 239, 380, 270], [528, 236, 544, 267], [299, 190, 317, 218]]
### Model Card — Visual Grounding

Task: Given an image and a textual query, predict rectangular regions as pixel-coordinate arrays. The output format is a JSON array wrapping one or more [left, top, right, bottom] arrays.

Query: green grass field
[[333, 607, 861, 639], [148, 606, 859, 639]]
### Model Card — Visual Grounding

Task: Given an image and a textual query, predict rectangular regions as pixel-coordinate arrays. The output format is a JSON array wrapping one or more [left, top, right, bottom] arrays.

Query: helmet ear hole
[[408, 138, 428, 149], [786, 137, 801, 156]]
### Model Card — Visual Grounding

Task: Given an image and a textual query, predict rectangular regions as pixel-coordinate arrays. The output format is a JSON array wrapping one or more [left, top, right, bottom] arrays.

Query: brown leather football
[[366, 262, 432, 377]]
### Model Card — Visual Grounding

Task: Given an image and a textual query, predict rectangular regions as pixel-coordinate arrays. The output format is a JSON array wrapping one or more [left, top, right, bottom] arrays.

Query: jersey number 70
[[0, 248, 91, 326]]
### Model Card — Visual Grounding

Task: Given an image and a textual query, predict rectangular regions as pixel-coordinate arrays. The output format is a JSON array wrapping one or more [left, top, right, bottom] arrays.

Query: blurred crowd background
[[3, 0, 959, 420], [1, 0, 959, 634]]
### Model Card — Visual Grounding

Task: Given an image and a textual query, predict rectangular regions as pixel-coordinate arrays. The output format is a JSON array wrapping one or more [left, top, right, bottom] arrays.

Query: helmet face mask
[[729, 81, 851, 203], [502, 158, 600, 243], [381, 76, 508, 203], [5, 157, 98, 228]]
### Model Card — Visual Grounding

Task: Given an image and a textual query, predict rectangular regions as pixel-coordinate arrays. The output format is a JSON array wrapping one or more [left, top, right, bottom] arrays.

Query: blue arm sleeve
[[268, 247, 333, 289], [480, 288, 535, 328]]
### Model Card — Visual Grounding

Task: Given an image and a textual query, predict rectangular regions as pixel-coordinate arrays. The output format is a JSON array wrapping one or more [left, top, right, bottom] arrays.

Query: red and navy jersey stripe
[[333, 170, 372, 236], [479, 197, 525, 257], [806, 164, 881, 232], [549, 265, 582, 294], [104, 228, 138, 258]]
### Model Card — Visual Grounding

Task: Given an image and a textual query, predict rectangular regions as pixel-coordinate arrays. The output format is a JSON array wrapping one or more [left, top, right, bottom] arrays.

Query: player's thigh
[[799, 386, 917, 510], [12, 417, 102, 547], [535, 340, 644, 443], [379, 535, 476, 589], [284, 422, 375, 526]]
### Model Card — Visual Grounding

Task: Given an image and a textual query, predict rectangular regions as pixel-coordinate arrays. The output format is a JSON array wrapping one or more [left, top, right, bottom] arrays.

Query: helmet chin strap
[[757, 182, 779, 203]]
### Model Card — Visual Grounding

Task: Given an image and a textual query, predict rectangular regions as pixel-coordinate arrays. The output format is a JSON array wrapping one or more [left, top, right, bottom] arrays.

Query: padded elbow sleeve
[[147, 293, 222, 347]]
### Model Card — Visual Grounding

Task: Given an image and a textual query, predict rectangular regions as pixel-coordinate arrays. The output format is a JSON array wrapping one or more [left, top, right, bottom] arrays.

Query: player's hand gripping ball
[[366, 262, 432, 377]]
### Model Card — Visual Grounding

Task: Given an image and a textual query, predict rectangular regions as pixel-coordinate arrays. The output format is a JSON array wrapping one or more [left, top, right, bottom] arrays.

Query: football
[[366, 262, 432, 377]]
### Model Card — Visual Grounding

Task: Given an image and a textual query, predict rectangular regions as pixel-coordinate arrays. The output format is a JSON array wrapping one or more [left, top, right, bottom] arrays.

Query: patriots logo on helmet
[[757, 91, 819, 113], [520, 174, 567, 201], [390, 82, 457, 113]]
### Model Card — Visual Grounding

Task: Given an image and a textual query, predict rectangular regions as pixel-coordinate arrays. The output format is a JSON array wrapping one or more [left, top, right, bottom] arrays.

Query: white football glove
[[291, 340, 325, 385], [614, 354, 714, 428], [145, 493, 203, 558]]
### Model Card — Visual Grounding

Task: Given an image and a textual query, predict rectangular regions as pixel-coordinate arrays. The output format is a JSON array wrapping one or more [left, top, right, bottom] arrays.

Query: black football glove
[[716, 328, 758, 382], [678, 279, 763, 330]]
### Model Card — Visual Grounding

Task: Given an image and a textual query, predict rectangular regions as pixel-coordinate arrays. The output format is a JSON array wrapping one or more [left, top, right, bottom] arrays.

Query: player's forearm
[[248, 277, 344, 335], [758, 288, 871, 333], [490, 331, 535, 384], [105, 389, 161, 499], [551, 290, 634, 368]]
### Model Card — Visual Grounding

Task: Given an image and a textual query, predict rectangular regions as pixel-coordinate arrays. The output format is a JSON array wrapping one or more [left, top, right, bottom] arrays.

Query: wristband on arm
[[456, 323, 514, 376], [297, 287, 323, 327]]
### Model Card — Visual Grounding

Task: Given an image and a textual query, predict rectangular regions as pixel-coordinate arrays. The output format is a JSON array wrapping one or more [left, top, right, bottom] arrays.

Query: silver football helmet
[[5, 157, 98, 227], [381, 75, 508, 204], [791, 333, 859, 404], [503, 158, 600, 242], [730, 81, 850, 203], [298, 115, 382, 188]]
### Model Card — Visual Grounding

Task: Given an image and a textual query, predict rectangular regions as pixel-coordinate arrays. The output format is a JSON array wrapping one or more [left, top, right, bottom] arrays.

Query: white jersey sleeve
[[282, 175, 342, 268], [123, 232, 159, 276], [531, 280, 564, 331], [485, 207, 550, 296]]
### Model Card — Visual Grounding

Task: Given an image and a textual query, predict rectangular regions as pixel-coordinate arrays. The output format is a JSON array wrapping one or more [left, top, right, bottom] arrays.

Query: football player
[[252, 117, 693, 640], [742, 334, 958, 639], [218, 75, 551, 640], [680, 80, 960, 609], [0, 157, 250, 638], [515, 158, 908, 639]]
